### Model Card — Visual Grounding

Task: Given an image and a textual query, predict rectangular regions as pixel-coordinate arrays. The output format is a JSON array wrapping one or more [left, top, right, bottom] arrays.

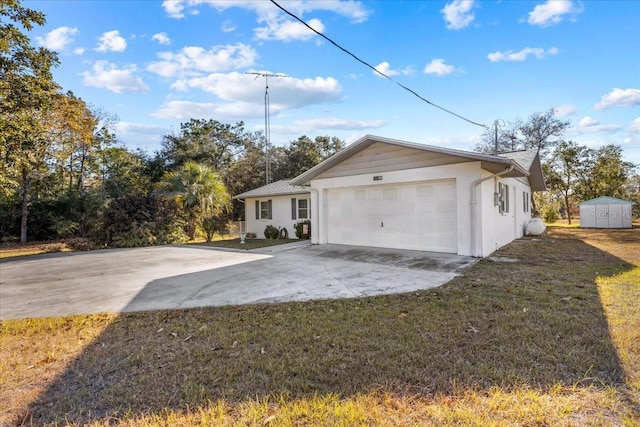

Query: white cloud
[[147, 43, 257, 78], [573, 116, 622, 134], [487, 47, 559, 62], [292, 117, 386, 131], [81, 61, 149, 93], [35, 26, 78, 51], [631, 117, 640, 132], [423, 58, 456, 76], [255, 17, 325, 42], [578, 116, 598, 127], [170, 71, 342, 109], [73, 47, 85, 55], [151, 100, 262, 120], [222, 20, 236, 33], [553, 104, 576, 117], [373, 61, 413, 78], [441, 0, 475, 30], [527, 0, 584, 27], [114, 122, 170, 148], [162, 0, 371, 24], [151, 32, 171, 45], [96, 30, 127, 52], [593, 88, 640, 110]]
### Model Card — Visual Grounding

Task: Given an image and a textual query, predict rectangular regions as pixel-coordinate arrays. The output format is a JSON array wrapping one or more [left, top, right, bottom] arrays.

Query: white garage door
[[327, 180, 457, 253]]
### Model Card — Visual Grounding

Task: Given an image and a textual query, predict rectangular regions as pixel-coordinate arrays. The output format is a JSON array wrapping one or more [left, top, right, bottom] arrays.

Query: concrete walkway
[[0, 243, 476, 320]]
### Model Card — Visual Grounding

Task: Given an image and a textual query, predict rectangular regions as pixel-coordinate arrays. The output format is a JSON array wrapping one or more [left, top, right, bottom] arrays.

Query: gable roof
[[233, 179, 309, 199], [291, 135, 544, 190], [579, 196, 635, 206], [498, 150, 546, 191]]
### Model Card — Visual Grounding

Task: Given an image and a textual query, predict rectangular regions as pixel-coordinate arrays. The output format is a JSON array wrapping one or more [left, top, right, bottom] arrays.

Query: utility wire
[[269, 0, 488, 129]]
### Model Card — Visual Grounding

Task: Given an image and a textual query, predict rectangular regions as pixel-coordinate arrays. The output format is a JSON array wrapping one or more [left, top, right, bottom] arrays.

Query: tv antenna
[[246, 72, 290, 185]]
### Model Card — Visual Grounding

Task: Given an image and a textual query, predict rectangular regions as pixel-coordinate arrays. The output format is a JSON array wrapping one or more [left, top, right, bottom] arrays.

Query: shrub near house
[[264, 225, 279, 239]]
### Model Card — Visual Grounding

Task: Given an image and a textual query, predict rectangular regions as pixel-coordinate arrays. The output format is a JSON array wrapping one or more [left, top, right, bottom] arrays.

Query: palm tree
[[158, 161, 230, 240]]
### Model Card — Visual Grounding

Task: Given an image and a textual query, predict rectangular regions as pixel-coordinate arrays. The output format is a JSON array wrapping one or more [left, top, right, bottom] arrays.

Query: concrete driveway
[[0, 243, 476, 320]]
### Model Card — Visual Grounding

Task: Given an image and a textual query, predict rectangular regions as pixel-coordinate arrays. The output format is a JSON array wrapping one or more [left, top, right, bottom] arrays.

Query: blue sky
[[25, 0, 640, 164]]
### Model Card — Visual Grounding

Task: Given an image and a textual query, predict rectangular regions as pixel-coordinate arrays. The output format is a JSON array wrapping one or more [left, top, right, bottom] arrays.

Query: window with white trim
[[291, 197, 310, 220], [297, 199, 308, 219], [523, 192, 528, 213], [498, 182, 509, 214], [255, 200, 272, 220]]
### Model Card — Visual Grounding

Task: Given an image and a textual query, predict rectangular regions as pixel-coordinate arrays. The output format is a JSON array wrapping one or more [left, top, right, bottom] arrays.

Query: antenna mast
[[246, 72, 289, 185]]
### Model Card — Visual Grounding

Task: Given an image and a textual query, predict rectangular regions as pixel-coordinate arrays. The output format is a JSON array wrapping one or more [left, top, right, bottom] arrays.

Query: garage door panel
[[327, 179, 457, 253], [416, 216, 435, 233], [416, 201, 434, 215], [383, 201, 398, 216], [436, 216, 456, 230], [416, 184, 434, 199], [383, 216, 399, 231], [398, 216, 415, 232], [436, 199, 455, 214]]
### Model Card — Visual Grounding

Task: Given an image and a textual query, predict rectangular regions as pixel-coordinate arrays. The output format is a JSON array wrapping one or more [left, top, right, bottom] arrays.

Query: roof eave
[[291, 134, 533, 185], [233, 189, 310, 200]]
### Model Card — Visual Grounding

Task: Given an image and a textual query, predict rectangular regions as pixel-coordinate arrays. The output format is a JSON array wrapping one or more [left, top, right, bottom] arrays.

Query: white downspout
[[309, 187, 320, 244], [470, 165, 513, 257]]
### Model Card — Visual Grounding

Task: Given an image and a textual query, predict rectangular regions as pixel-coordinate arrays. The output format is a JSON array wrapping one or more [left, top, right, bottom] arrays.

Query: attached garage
[[289, 135, 546, 257], [579, 196, 634, 228], [327, 180, 457, 253]]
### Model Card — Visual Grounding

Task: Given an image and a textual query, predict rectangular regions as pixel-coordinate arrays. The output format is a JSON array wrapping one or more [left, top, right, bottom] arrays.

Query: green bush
[[264, 225, 279, 239], [101, 194, 187, 248], [542, 205, 560, 223], [294, 220, 311, 239], [202, 215, 228, 242]]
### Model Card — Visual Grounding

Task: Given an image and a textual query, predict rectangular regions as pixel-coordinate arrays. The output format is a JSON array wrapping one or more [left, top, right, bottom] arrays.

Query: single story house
[[288, 135, 545, 257], [579, 196, 634, 228], [234, 180, 311, 239]]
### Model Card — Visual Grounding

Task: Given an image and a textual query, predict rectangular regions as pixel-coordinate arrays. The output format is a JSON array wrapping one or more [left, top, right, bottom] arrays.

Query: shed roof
[[579, 196, 635, 206], [233, 179, 309, 199]]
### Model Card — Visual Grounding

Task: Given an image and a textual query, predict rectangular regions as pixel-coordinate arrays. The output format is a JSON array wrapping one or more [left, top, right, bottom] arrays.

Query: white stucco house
[[579, 196, 634, 228], [234, 180, 311, 239], [287, 135, 546, 257]]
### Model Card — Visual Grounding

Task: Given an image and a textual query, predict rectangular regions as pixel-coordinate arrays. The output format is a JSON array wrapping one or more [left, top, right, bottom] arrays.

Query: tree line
[[1, 1, 344, 246], [474, 109, 639, 223]]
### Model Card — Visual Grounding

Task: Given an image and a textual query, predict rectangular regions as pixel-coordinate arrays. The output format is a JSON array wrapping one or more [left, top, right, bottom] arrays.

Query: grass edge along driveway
[[1, 227, 639, 426]]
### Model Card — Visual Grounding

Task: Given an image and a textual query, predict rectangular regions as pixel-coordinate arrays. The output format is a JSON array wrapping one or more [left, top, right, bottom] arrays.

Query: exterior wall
[[478, 175, 532, 256], [580, 204, 633, 228], [244, 194, 310, 239], [310, 162, 483, 256]]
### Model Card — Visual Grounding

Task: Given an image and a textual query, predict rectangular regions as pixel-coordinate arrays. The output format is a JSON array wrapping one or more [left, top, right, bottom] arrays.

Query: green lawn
[[1, 227, 638, 426]]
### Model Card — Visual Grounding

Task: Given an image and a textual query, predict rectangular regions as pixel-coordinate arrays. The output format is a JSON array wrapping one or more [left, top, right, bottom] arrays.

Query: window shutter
[[268, 199, 273, 219], [291, 198, 297, 220], [255, 201, 259, 220]]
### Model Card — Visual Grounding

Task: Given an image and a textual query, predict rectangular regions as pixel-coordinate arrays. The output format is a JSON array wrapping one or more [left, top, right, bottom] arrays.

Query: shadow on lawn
[[21, 234, 636, 425]]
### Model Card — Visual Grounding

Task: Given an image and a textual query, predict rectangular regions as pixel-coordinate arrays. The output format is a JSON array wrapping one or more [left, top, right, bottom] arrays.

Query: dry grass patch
[[0, 241, 68, 259], [1, 228, 639, 426]]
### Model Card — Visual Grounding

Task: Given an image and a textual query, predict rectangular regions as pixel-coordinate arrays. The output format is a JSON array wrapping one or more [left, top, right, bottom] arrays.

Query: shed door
[[327, 180, 457, 253]]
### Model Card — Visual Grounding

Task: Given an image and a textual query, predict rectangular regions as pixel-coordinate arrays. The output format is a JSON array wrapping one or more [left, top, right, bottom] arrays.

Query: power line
[[269, 0, 488, 129]]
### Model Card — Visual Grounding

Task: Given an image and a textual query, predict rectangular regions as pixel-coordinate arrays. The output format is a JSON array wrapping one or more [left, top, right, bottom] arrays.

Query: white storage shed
[[579, 196, 634, 228]]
